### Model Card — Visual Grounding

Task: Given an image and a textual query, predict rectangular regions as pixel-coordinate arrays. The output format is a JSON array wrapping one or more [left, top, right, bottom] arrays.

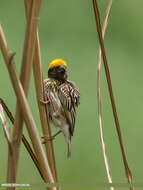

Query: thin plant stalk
[[0, 98, 44, 180], [32, 32, 58, 183], [97, 1, 114, 190], [0, 25, 56, 190], [92, 1, 133, 189], [0, 101, 15, 182], [24, 0, 58, 185], [0, 101, 12, 151], [7, 0, 42, 185]]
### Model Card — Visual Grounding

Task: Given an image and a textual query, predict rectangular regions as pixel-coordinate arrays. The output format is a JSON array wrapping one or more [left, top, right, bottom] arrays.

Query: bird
[[43, 59, 80, 157]]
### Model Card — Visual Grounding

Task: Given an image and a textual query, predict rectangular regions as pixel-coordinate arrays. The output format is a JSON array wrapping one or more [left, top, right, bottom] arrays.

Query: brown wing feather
[[58, 81, 80, 135], [67, 81, 80, 107], [44, 79, 61, 116]]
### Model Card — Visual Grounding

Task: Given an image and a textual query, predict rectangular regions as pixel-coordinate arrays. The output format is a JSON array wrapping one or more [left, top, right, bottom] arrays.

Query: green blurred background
[[0, 0, 143, 189]]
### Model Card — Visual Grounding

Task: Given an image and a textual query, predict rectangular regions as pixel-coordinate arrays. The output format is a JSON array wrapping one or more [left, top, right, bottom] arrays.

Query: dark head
[[48, 59, 68, 82]]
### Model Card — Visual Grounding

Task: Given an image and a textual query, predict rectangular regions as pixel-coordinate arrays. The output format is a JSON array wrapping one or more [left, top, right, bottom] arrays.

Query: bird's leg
[[42, 130, 62, 144], [40, 99, 50, 104], [52, 130, 62, 138]]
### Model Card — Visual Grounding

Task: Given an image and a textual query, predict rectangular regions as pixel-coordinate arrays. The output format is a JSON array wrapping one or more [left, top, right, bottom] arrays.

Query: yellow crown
[[48, 59, 67, 70]]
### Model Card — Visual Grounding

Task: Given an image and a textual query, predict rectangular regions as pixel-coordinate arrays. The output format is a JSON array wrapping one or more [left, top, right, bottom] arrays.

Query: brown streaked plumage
[[43, 59, 80, 157]]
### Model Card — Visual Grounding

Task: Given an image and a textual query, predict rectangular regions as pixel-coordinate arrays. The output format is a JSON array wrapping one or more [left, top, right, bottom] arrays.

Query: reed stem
[[0, 98, 44, 180], [0, 25, 56, 190], [7, 0, 43, 185], [97, 1, 114, 190], [93, 0, 133, 189], [32, 32, 58, 184]]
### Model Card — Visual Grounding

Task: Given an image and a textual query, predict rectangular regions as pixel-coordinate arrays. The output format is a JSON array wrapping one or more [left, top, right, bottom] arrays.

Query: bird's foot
[[41, 130, 62, 144], [41, 135, 55, 144], [53, 111, 60, 117], [40, 99, 50, 105]]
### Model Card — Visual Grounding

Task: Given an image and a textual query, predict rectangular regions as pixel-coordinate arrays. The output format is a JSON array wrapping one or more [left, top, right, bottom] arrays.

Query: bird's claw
[[40, 99, 50, 105], [41, 130, 62, 144], [41, 135, 55, 144]]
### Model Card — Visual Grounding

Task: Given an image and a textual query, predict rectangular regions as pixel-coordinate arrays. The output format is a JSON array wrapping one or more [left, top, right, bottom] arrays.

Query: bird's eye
[[58, 66, 66, 73], [53, 68, 56, 72], [60, 69, 65, 73]]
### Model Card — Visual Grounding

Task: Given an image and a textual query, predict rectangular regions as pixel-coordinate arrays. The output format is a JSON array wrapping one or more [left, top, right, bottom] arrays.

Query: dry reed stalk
[[0, 25, 57, 190], [0, 101, 15, 183], [0, 98, 44, 180], [97, 1, 114, 190], [33, 31, 59, 183], [7, 0, 43, 185], [0, 101, 12, 151], [93, 1, 134, 190], [24, 0, 58, 185]]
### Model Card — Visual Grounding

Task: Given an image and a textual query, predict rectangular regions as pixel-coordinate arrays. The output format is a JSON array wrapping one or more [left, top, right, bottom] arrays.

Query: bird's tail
[[67, 141, 71, 158], [62, 125, 72, 158]]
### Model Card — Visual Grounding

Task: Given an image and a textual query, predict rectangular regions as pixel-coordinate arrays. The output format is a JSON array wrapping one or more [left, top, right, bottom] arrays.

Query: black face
[[48, 66, 67, 82]]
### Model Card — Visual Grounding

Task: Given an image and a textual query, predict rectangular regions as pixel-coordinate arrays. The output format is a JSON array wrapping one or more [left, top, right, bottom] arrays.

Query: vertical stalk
[[0, 24, 56, 190], [24, 0, 58, 185], [7, 0, 42, 184], [32, 32, 58, 183], [97, 1, 114, 190], [92, 0, 133, 189]]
